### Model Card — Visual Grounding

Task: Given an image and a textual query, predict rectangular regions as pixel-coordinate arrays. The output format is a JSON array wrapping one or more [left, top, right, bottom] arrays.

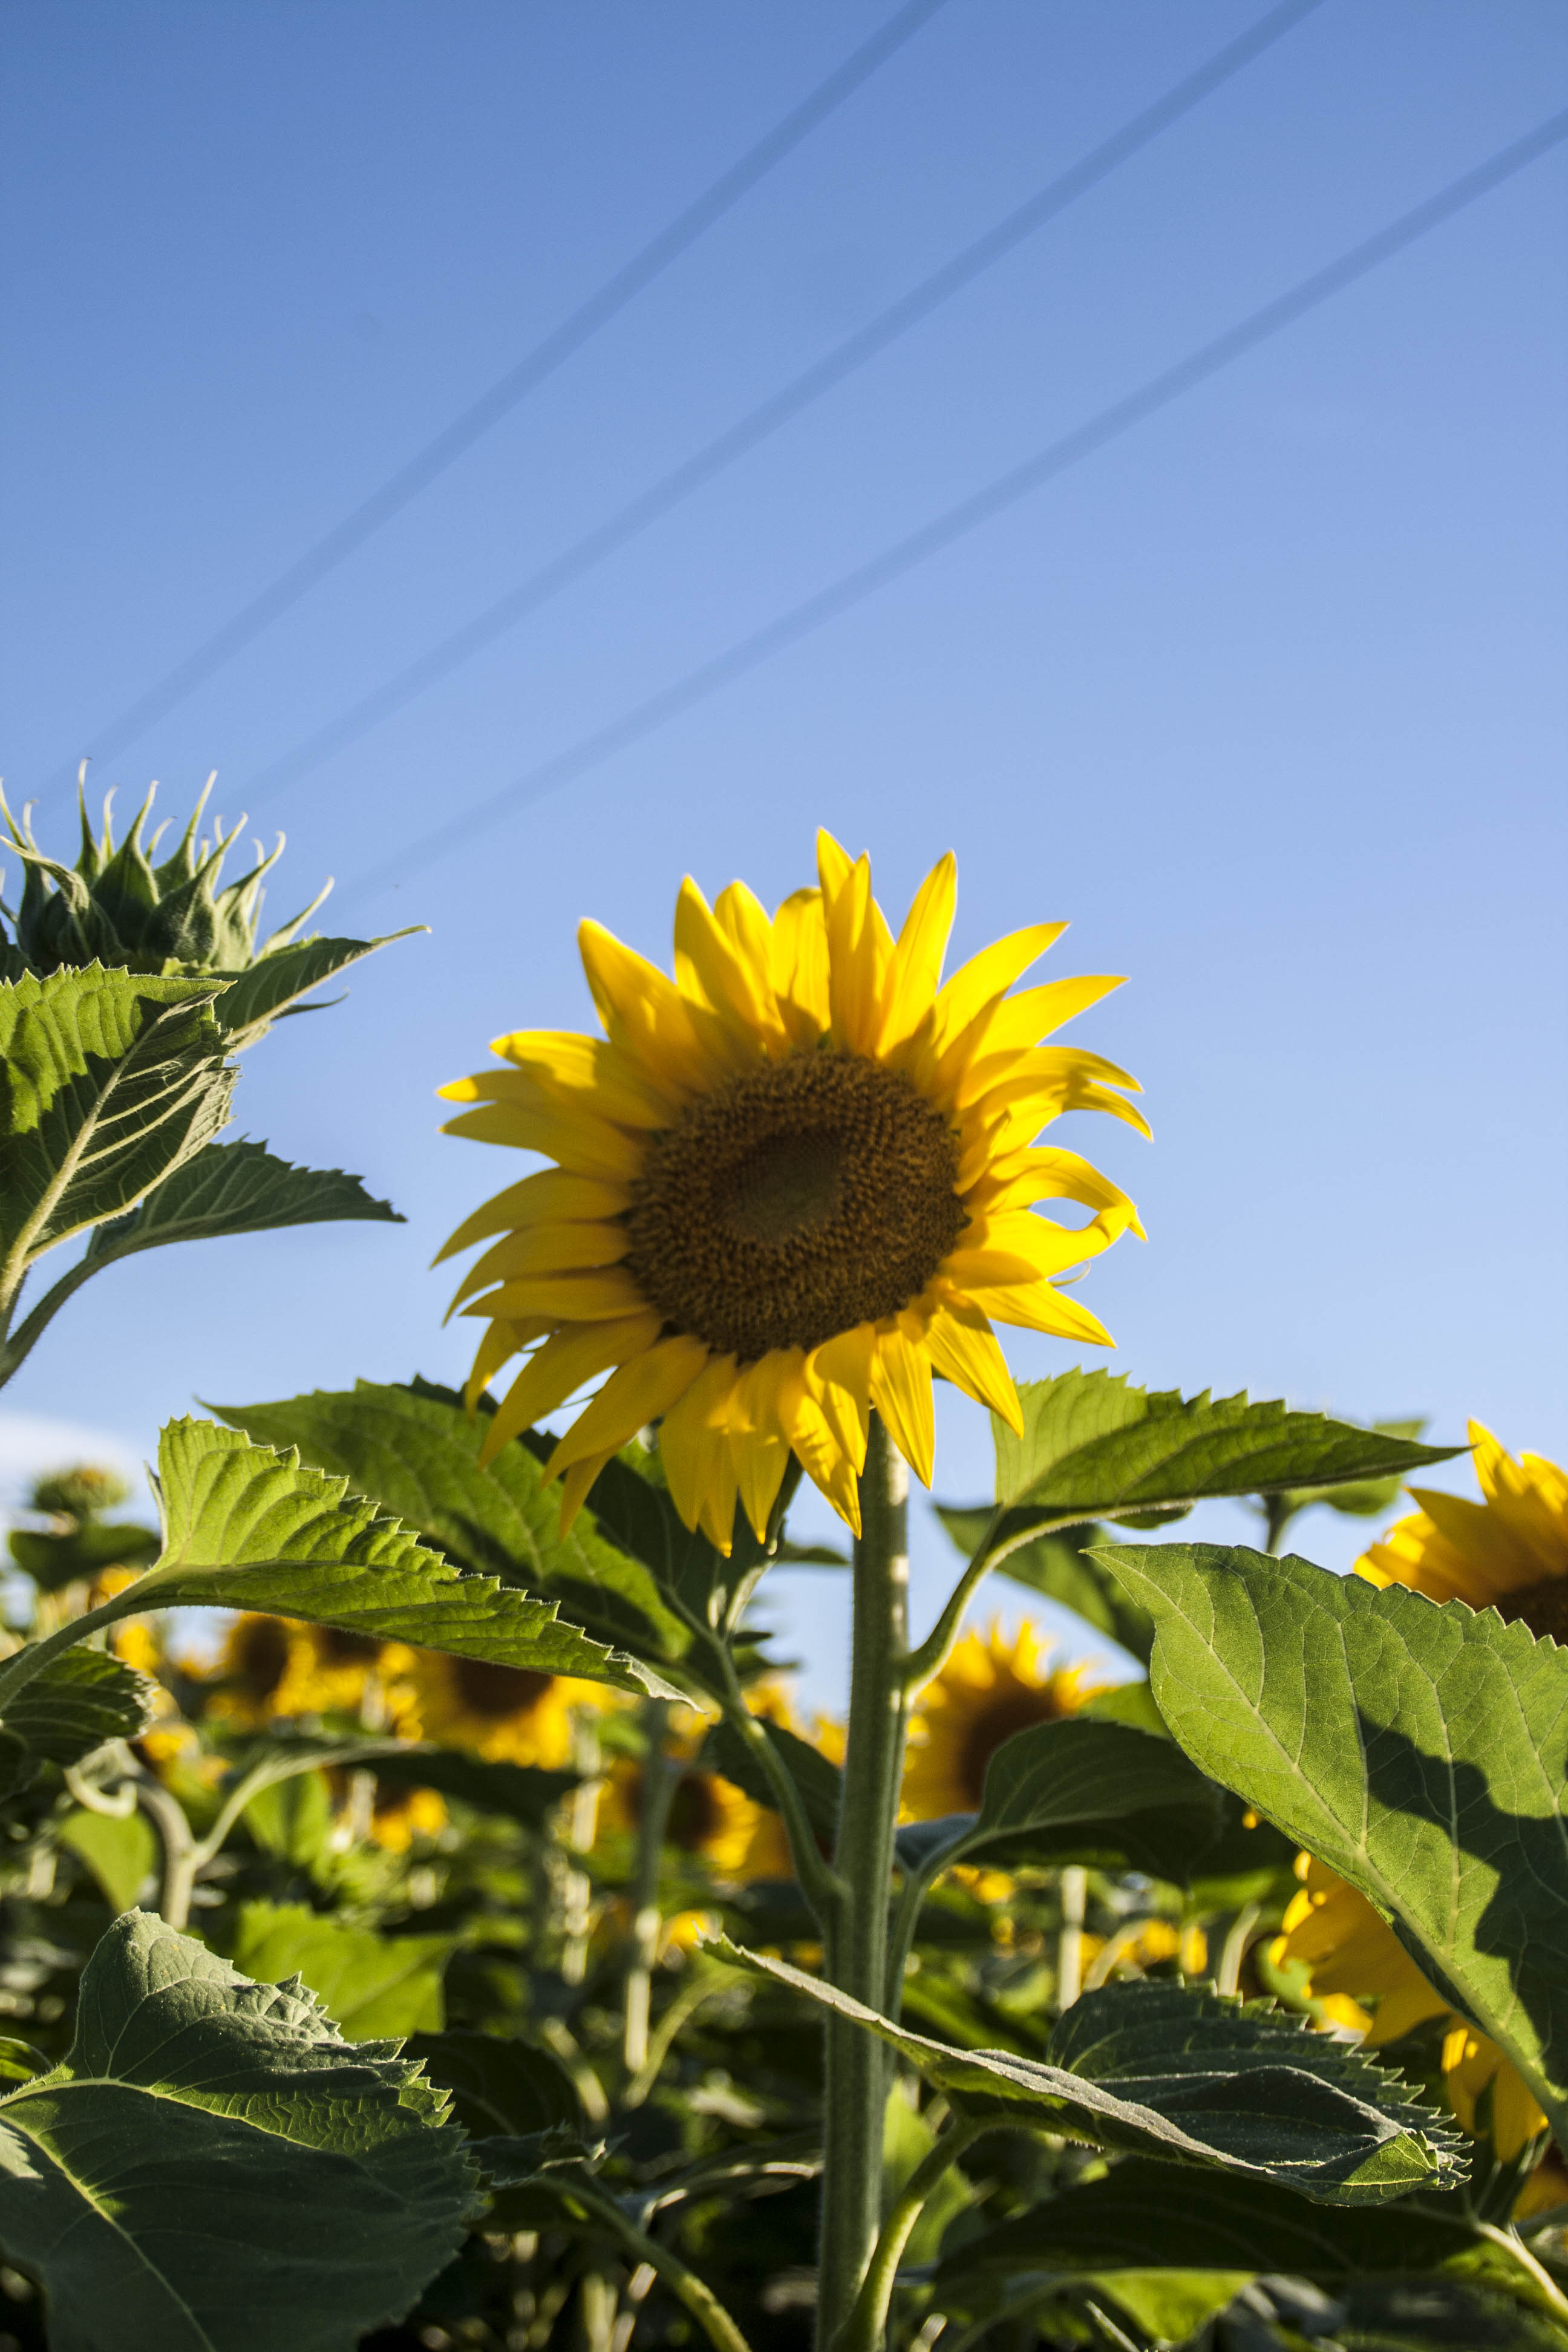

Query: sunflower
[[202, 1613, 385, 1726], [1273, 1854, 1547, 2161], [439, 834, 1142, 1549], [385, 1650, 607, 1767], [599, 1753, 762, 1881], [903, 1621, 1102, 1820], [362, 1781, 449, 1854], [1356, 1423, 1568, 1641]]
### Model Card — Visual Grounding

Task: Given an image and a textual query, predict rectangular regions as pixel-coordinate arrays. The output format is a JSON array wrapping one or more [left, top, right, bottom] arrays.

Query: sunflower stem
[[818, 1413, 909, 2350]]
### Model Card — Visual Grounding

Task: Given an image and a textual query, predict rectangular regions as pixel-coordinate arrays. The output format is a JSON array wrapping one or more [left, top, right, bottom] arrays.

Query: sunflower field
[[0, 790, 1565, 2352]]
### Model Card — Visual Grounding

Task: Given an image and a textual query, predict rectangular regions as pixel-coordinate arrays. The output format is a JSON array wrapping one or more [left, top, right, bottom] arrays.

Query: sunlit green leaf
[[74, 1417, 682, 1699], [0, 1647, 157, 1797], [213, 931, 420, 1051], [1101, 1541, 1568, 2149], [229, 1900, 452, 2039], [59, 1808, 158, 1912], [85, 1140, 400, 1264], [8, 1518, 159, 1593], [0, 966, 232, 1273], [719, 1944, 1463, 2201], [0, 1910, 477, 2350], [215, 1381, 693, 1674]]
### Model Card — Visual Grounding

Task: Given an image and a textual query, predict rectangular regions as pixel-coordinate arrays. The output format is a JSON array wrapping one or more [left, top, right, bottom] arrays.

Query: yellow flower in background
[[385, 1651, 607, 1766], [365, 1783, 449, 1854], [439, 833, 1143, 1550], [600, 1754, 762, 1881], [1356, 1423, 1568, 1641], [1274, 1854, 1547, 2161], [903, 1621, 1102, 1820], [201, 1614, 385, 1726]]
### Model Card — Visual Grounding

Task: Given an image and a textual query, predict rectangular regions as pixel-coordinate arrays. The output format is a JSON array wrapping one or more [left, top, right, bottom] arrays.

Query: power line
[[341, 105, 1568, 915], [48, 0, 952, 789], [243, 0, 1325, 810]]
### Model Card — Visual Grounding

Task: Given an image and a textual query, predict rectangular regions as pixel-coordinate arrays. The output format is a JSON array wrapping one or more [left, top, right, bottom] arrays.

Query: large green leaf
[[719, 1945, 1463, 2202], [894, 1718, 1225, 1887], [229, 1901, 452, 2039], [8, 1517, 159, 1593], [368, 1746, 581, 1831], [0, 1910, 477, 2350], [212, 932, 420, 1051], [0, 967, 233, 1275], [215, 1380, 693, 1675], [405, 2028, 583, 2140], [932, 2157, 1557, 2311], [0, 1419, 681, 1710], [700, 1714, 843, 1844], [972, 1373, 1460, 1569], [1101, 1541, 1568, 2149]]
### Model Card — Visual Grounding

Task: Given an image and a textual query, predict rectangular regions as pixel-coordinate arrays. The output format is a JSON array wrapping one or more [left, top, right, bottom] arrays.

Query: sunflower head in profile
[[1273, 1853, 1548, 2162], [385, 1650, 607, 1767], [202, 1614, 384, 1726], [438, 834, 1143, 1551], [902, 1620, 1102, 1820], [1356, 1424, 1568, 1641]]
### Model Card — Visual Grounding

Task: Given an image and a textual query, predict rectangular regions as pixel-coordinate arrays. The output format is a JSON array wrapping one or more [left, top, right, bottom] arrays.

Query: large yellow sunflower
[[1273, 1854, 1547, 2161], [1356, 1423, 1568, 1640], [903, 1621, 1102, 1820], [438, 834, 1142, 1549]]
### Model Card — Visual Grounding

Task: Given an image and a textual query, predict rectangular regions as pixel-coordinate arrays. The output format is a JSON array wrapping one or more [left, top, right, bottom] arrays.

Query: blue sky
[[2, 2, 1564, 1700]]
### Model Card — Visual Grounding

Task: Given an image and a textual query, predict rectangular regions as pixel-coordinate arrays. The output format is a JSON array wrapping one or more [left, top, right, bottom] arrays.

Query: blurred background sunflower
[[902, 1619, 1103, 1820], [385, 1650, 610, 1766], [200, 1613, 386, 1728]]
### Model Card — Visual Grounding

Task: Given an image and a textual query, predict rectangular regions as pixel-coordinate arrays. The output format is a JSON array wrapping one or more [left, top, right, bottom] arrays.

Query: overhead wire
[[338, 105, 1568, 913], [241, 0, 1327, 808], [48, 0, 952, 788]]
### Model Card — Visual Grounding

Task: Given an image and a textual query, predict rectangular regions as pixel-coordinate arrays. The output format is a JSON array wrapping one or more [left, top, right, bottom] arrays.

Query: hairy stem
[[831, 2117, 984, 2352], [818, 1414, 909, 2348]]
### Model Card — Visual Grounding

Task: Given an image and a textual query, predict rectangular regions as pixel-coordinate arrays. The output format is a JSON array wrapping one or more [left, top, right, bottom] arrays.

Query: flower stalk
[[818, 1413, 909, 2347], [624, 1697, 677, 2073]]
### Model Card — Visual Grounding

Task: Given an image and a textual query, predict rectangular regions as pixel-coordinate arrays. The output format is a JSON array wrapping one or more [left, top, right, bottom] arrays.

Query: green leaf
[[699, 1716, 842, 1843], [39, 1416, 681, 1702], [83, 1140, 401, 1267], [932, 2156, 1540, 2302], [0, 1647, 156, 1792], [0, 1909, 477, 2350], [368, 1746, 580, 1831], [895, 1719, 1225, 1886], [717, 1945, 1463, 2203], [8, 1517, 160, 1592], [59, 1808, 158, 1911], [0, 966, 232, 1274], [981, 1372, 1462, 1564], [405, 2028, 583, 2139], [214, 1381, 693, 1676], [229, 1900, 452, 2039], [1100, 1541, 1568, 2149], [212, 932, 420, 1051], [938, 1506, 1155, 1663]]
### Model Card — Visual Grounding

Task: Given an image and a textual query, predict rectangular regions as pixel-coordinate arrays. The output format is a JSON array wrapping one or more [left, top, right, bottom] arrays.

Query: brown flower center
[[233, 1616, 290, 1700], [452, 1659, 554, 1719], [1494, 1576, 1568, 1645], [622, 1051, 966, 1361]]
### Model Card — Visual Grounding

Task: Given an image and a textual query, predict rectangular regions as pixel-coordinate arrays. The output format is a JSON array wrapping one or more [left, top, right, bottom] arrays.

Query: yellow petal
[[578, 918, 717, 1097], [726, 1353, 803, 1542], [440, 1102, 645, 1181], [878, 852, 956, 1054], [770, 887, 830, 1044], [815, 829, 854, 895], [822, 846, 884, 1056], [491, 1029, 682, 1125], [446, 1222, 629, 1317], [481, 1313, 664, 1464], [434, 1171, 632, 1266], [922, 1296, 1022, 1432], [674, 878, 785, 1054], [969, 974, 1127, 1058], [809, 1322, 875, 1473], [785, 1382, 862, 1535], [958, 1210, 1120, 1282], [930, 923, 1067, 1049], [660, 1353, 742, 1542], [475, 1267, 652, 1322], [547, 1333, 711, 1479], [559, 1445, 622, 1537], [936, 1244, 1047, 1290], [958, 1278, 1114, 1348], [463, 1316, 541, 1413], [871, 1320, 935, 1489]]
